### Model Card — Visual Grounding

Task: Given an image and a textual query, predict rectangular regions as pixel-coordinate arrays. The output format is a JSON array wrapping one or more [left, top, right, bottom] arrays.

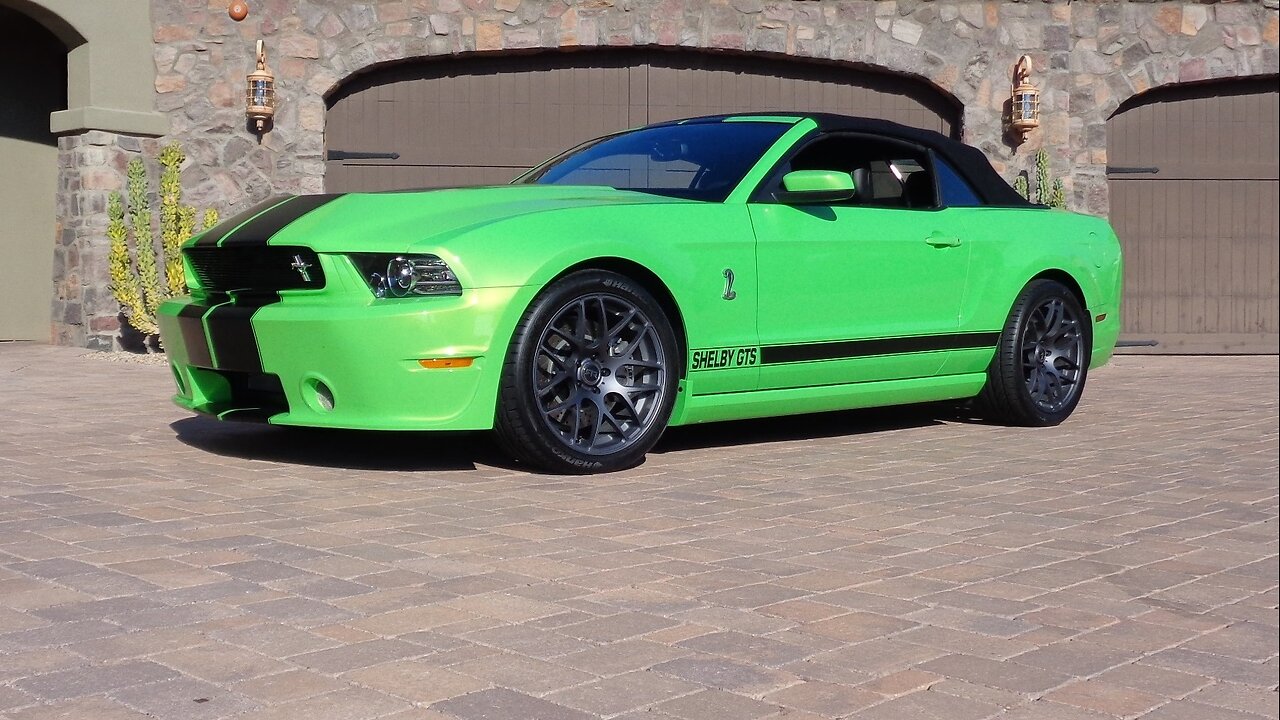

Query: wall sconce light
[[1010, 55, 1040, 142], [246, 40, 276, 133]]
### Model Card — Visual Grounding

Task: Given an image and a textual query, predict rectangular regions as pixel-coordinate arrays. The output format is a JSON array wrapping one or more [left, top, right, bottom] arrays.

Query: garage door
[[325, 49, 959, 192], [1107, 77, 1279, 354]]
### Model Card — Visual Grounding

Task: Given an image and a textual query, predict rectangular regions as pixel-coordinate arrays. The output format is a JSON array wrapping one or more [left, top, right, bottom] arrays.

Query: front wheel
[[978, 279, 1091, 426], [495, 270, 679, 474]]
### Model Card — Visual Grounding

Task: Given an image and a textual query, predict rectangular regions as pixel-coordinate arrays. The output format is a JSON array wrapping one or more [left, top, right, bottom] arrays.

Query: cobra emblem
[[722, 268, 737, 301]]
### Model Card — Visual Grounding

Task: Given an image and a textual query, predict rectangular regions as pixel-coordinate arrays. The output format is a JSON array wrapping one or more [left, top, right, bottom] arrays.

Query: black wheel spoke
[[604, 408, 633, 440], [612, 391, 641, 424], [537, 370, 573, 398], [570, 402, 583, 444], [605, 308, 638, 344], [585, 402, 605, 450], [546, 325, 580, 352]]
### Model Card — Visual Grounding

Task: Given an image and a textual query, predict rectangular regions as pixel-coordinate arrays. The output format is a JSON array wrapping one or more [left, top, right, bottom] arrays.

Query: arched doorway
[[1107, 77, 1279, 354], [325, 49, 961, 192], [0, 5, 65, 341]]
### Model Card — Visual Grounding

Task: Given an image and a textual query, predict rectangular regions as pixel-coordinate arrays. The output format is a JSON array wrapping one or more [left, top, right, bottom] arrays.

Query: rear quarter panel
[[947, 206, 1123, 368]]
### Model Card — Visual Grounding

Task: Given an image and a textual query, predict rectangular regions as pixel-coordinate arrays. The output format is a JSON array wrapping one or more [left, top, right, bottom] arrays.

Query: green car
[[158, 113, 1122, 474]]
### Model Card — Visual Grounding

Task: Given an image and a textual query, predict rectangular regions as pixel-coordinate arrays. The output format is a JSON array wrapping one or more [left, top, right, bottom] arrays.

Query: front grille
[[185, 246, 325, 293]]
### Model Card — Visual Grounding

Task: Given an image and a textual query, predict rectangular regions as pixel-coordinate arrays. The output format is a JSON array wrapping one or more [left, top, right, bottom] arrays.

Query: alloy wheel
[[532, 293, 668, 455], [1020, 296, 1085, 414]]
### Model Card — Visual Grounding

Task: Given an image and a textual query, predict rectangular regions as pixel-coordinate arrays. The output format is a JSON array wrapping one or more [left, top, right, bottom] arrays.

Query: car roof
[[660, 112, 1031, 207]]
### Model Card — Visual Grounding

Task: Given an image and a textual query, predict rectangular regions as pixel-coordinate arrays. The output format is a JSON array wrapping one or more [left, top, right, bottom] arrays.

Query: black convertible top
[[674, 112, 1031, 207]]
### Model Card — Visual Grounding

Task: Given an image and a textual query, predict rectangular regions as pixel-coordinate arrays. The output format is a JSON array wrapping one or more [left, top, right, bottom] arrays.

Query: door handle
[[925, 232, 962, 247]]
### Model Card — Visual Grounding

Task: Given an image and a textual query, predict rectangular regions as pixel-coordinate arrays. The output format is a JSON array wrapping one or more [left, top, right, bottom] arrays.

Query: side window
[[934, 157, 983, 207], [769, 134, 935, 209]]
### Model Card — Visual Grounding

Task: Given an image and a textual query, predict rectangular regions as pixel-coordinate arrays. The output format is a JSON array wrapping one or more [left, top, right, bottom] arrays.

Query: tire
[[978, 279, 1091, 427], [495, 270, 679, 474]]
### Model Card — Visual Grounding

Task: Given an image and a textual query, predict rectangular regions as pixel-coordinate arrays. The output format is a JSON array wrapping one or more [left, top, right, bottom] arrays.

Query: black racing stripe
[[205, 294, 279, 373], [176, 303, 215, 368], [219, 194, 343, 247], [761, 332, 999, 365], [194, 196, 291, 247], [202, 194, 340, 376]]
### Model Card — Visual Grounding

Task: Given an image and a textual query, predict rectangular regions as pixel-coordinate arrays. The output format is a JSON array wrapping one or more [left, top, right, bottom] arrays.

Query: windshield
[[518, 120, 793, 202]]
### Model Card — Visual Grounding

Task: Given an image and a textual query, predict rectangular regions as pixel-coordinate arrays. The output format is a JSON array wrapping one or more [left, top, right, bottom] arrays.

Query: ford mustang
[[158, 113, 1122, 473]]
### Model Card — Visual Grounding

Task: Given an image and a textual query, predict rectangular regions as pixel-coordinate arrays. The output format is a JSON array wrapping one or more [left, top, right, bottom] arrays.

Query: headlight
[[350, 254, 462, 298]]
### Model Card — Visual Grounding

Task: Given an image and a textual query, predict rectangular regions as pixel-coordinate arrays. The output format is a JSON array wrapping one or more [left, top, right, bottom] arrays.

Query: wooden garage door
[[1107, 77, 1279, 354], [325, 49, 958, 192]]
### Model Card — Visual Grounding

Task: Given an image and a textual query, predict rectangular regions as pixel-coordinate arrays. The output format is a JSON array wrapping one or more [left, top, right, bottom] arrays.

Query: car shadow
[[169, 416, 511, 472], [171, 401, 969, 473], [653, 401, 960, 454]]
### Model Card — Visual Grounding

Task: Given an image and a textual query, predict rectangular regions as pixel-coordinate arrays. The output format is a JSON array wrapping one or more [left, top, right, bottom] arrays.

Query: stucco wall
[[42, 0, 1280, 348], [1, 0, 167, 135]]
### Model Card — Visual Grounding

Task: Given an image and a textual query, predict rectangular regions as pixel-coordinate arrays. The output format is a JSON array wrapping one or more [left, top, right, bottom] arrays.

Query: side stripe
[[760, 332, 999, 365]]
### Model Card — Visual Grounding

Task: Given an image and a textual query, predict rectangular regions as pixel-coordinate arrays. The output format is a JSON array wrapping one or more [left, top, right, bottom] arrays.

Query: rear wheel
[[979, 279, 1090, 426], [495, 270, 678, 473]]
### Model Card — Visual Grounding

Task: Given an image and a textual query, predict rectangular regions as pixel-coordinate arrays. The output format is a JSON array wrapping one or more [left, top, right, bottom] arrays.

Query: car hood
[[217, 185, 695, 252]]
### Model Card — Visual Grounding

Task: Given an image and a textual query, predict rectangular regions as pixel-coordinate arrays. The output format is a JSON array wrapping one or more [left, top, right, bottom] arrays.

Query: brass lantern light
[[1010, 55, 1040, 141], [246, 40, 276, 133]]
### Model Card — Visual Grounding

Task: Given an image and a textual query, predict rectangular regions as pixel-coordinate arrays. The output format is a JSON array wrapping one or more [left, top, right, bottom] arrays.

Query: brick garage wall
[[53, 0, 1279, 348]]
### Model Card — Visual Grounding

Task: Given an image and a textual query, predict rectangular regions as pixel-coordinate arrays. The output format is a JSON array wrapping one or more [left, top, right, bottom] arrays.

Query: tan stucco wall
[[0, 0, 166, 135]]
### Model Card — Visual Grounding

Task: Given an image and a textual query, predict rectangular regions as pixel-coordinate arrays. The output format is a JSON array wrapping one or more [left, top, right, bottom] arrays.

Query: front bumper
[[157, 284, 533, 431]]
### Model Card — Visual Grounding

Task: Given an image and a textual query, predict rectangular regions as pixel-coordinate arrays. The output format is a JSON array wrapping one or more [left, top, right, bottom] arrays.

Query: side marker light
[[419, 358, 474, 369], [1095, 313, 1107, 322]]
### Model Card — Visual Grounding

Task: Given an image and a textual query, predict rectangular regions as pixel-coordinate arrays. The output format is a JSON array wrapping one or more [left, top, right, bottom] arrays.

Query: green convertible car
[[158, 113, 1122, 473]]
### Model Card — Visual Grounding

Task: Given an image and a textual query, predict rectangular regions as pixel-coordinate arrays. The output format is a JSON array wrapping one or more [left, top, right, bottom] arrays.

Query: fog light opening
[[303, 377, 335, 412], [314, 381, 334, 411]]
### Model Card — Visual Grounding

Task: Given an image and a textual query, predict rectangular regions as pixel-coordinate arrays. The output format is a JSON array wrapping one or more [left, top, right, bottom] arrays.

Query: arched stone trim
[[320, 47, 966, 126], [149, 1, 1276, 217], [1109, 73, 1280, 121], [0, 0, 167, 136]]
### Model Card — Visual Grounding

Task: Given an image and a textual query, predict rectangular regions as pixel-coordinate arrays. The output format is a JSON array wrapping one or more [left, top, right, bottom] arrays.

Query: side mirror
[[774, 170, 856, 204]]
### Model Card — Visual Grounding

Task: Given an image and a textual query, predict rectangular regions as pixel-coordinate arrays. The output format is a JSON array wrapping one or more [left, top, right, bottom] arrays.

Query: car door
[[749, 134, 973, 391]]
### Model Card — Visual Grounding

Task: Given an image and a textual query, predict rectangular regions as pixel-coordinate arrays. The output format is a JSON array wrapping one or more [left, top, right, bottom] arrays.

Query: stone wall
[[54, 132, 163, 350], [53, 0, 1280, 348]]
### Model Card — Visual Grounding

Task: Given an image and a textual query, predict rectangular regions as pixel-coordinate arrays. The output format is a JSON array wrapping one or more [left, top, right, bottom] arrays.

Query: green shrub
[[107, 144, 218, 342]]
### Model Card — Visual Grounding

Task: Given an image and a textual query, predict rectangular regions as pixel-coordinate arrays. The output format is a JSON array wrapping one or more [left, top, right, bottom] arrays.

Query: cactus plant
[[1013, 148, 1067, 210], [1013, 175, 1029, 202], [159, 144, 186, 298], [107, 192, 155, 336], [107, 144, 219, 347]]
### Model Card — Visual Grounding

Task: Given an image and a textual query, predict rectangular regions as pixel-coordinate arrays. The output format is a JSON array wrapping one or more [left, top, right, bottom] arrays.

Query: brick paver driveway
[[1, 343, 1276, 720]]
